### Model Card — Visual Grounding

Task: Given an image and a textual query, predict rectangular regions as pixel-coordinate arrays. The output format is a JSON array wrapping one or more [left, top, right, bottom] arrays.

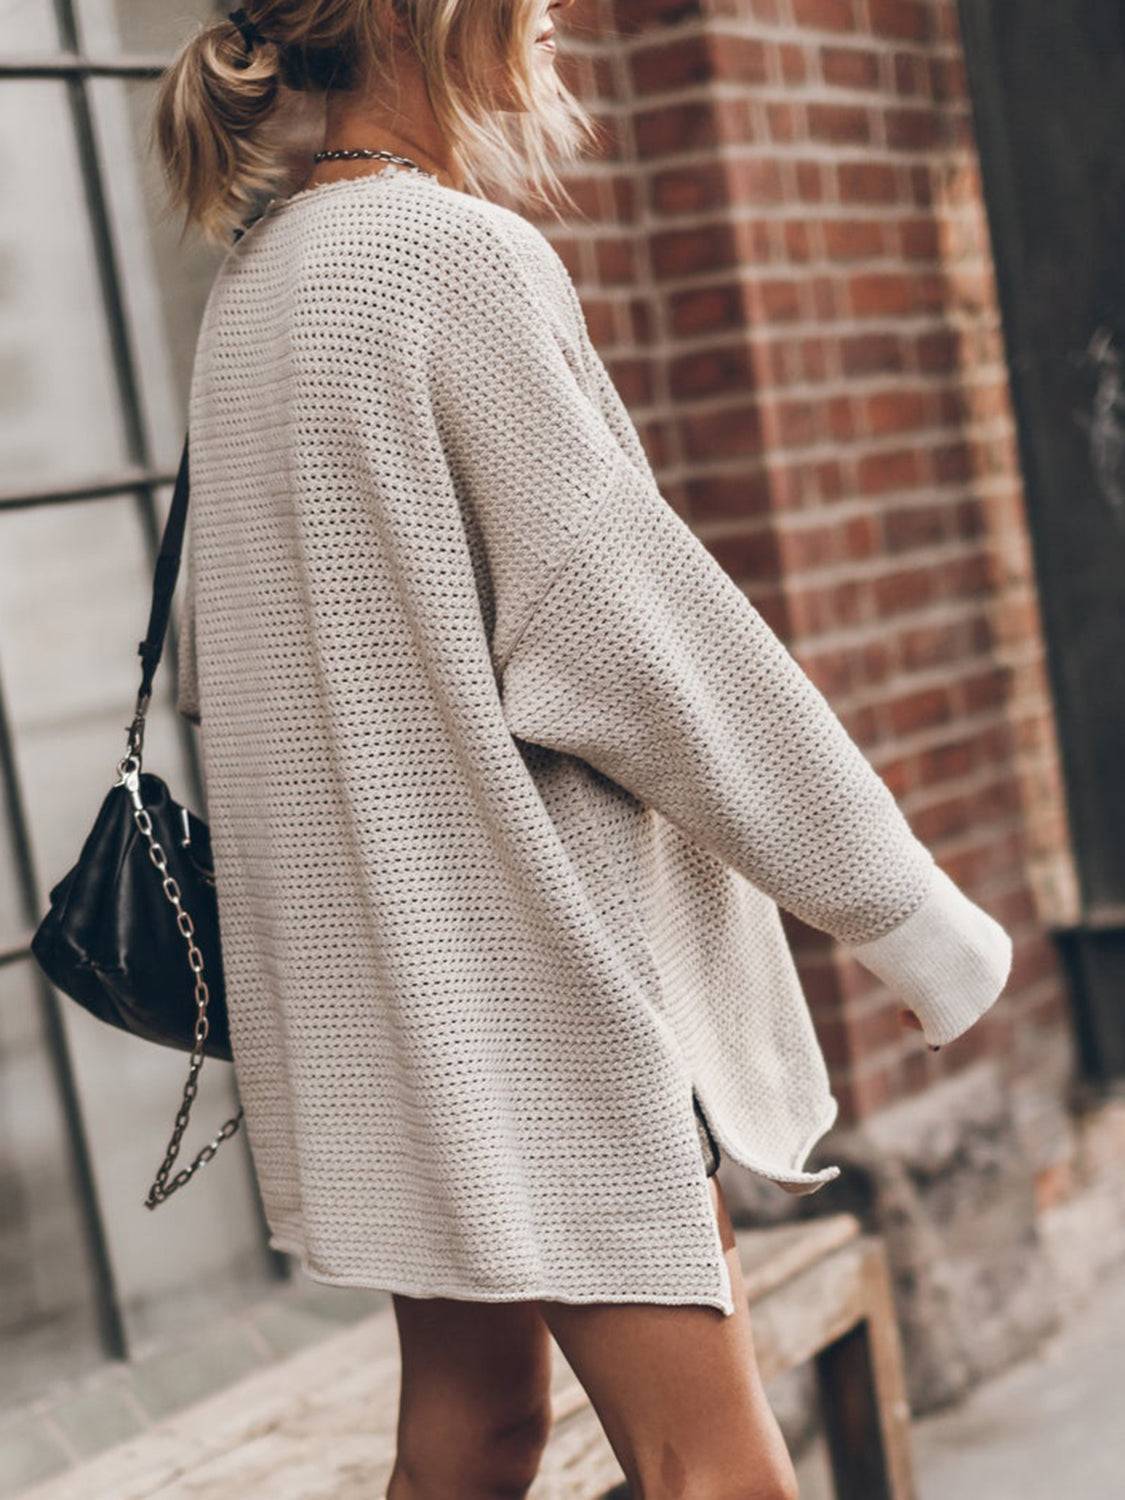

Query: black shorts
[[692, 1088, 721, 1178]]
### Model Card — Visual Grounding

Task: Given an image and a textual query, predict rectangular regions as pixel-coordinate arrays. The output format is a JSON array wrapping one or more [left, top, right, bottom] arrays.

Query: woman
[[153, 4, 1013, 1496]]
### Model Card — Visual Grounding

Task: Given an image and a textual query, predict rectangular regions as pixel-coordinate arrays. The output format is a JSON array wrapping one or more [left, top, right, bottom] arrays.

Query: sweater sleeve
[[497, 413, 1012, 1049]]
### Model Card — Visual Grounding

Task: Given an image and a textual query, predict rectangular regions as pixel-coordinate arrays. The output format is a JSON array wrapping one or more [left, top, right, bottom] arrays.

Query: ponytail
[[152, 13, 310, 248]]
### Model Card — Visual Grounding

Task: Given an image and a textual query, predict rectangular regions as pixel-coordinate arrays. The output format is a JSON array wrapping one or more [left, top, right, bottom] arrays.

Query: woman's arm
[[439, 214, 1013, 1047]]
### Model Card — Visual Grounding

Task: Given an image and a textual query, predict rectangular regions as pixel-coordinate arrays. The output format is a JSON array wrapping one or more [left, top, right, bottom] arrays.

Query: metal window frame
[[0, 3, 282, 1370]]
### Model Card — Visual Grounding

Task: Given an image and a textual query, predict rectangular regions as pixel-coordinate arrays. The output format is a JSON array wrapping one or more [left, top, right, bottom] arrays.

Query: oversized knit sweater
[[176, 163, 1013, 1317]]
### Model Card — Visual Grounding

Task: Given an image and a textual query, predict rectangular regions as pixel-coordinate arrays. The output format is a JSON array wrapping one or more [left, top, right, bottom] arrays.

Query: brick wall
[[535, 0, 1079, 1125]]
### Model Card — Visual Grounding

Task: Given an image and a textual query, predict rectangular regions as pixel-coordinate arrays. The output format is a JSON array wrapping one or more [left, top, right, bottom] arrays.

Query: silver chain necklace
[[312, 147, 438, 180]]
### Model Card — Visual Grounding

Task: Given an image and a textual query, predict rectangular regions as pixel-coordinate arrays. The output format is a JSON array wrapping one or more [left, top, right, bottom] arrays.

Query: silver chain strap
[[115, 696, 244, 1209]]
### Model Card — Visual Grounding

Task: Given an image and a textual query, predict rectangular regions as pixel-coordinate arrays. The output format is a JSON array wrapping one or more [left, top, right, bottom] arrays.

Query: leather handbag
[[30, 433, 243, 1210]]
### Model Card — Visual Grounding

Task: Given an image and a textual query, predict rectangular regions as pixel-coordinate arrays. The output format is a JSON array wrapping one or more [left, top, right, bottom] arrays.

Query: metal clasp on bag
[[124, 687, 150, 759], [114, 686, 151, 808], [113, 754, 145, 812]]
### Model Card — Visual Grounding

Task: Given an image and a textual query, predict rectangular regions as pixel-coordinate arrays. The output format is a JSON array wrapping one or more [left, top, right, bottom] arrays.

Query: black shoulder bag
[[30, 433, 243, 1210]]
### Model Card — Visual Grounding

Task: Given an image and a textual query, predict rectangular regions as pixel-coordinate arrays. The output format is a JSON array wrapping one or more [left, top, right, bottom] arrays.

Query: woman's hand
[[900, 1008, 942, 1051]]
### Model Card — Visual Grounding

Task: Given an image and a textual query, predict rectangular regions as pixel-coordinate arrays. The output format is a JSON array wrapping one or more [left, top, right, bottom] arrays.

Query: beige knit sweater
[[177, 164, 1013, 1316]]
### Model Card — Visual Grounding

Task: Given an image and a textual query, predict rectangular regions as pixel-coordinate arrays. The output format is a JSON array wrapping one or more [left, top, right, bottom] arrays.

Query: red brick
[[814, 458, 846, 500], [680, 403, 765, 463], [649, 161, 730, 216], [627, 37, 696, 93], [804, 642, 864, 693], [886, 106, 943, 151], [843, 513, 881, 560], [595, 236, 637, 285], [931, 53, 968, 103], [899, 214, 941, 259], [778, 522, 839, 576], [837, 160, 900, 203], [669, 283, 747, 337], [687, 469, 774, 523], [909, 163, 934, 206], [766, 101, 800, 144], [856, 446, 922, 494], [841, 331, 908, 376], [609, 173, 639, 223], [580, 297, 617, 348], [915, 734, 979, 782], [892, 51, 927, 97], [783, 219, 814, 262], [729, 156, 786, 204], [821, 44, 880, 89], [792, 0, 856, 31], [942, 551, 997, 601], [796, 160, 827, 201], [823, 218, 887, 261], [613, 0, 708, 31], [872, 566, 937, 615], [649, 224, 739, 278], [706, 527, 783, 581], [824, 394, 859, 441], [848, 271, 923, 317], [799, 336, 832, 382], [779, 42, 808, 84], [811, 275, 842, 320], [771, 397, 821, 448], [916, 328, 960, 373], [960, 663, 1013, 713], [882, 499, 948, 551], [711, 34, 771, 84], [900, 617, 977, 673], [734, 218, 776, 266], [605, 356, 656, 408], [634, 102, 719, 158], [869, 0, 931, 41], [913, 790, 979, 844], [758, 336, 797, 386], [887, 684, 955, 736], [808, 102, 872, 144], [753, 278, 804, 322], [714, 95, 756, 148], [864, 386, 930, 435], [668, 343, 756, 400]]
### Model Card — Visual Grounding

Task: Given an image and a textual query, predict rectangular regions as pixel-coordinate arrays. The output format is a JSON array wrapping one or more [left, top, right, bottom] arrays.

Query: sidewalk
[[798, 1255, 1125, 1498]]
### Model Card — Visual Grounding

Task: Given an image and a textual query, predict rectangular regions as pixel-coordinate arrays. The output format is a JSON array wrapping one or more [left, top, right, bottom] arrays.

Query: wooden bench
[[22, 1215, 915, 1500]]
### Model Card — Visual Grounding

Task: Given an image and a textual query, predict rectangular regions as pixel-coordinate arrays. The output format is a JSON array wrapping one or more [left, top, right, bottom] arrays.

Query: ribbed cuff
[[845, 862, 1013, 1047]]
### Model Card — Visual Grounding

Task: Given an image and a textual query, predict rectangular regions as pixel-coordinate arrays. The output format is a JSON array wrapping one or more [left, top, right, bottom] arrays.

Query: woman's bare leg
[[387, 1173, 796, 1500], [535, 1173, 798, 1500], [386, 1291, 554, 1500]]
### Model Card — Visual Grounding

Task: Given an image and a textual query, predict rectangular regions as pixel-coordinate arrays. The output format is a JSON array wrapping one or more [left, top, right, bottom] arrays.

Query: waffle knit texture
[[177, 165, 1013, 1316]]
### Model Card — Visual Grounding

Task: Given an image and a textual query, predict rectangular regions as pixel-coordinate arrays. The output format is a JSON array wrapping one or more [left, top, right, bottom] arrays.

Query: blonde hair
[[152, 1, 602, 247]]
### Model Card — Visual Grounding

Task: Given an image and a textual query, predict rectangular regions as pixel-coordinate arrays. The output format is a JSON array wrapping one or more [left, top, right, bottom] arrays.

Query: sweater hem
[[698, 1088, 842, 1198], [266, 1235, 735, 1317]]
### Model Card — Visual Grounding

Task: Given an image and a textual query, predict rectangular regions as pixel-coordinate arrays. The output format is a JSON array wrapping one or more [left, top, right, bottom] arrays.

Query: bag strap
[[114, 431, 247, 1206], [136, 431, 191, 703]]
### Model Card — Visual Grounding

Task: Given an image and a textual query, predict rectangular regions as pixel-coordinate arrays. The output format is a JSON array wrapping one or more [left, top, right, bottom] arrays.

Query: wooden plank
[[736, 1214, 861, 1303], [741, 1238, 869, 1384]]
